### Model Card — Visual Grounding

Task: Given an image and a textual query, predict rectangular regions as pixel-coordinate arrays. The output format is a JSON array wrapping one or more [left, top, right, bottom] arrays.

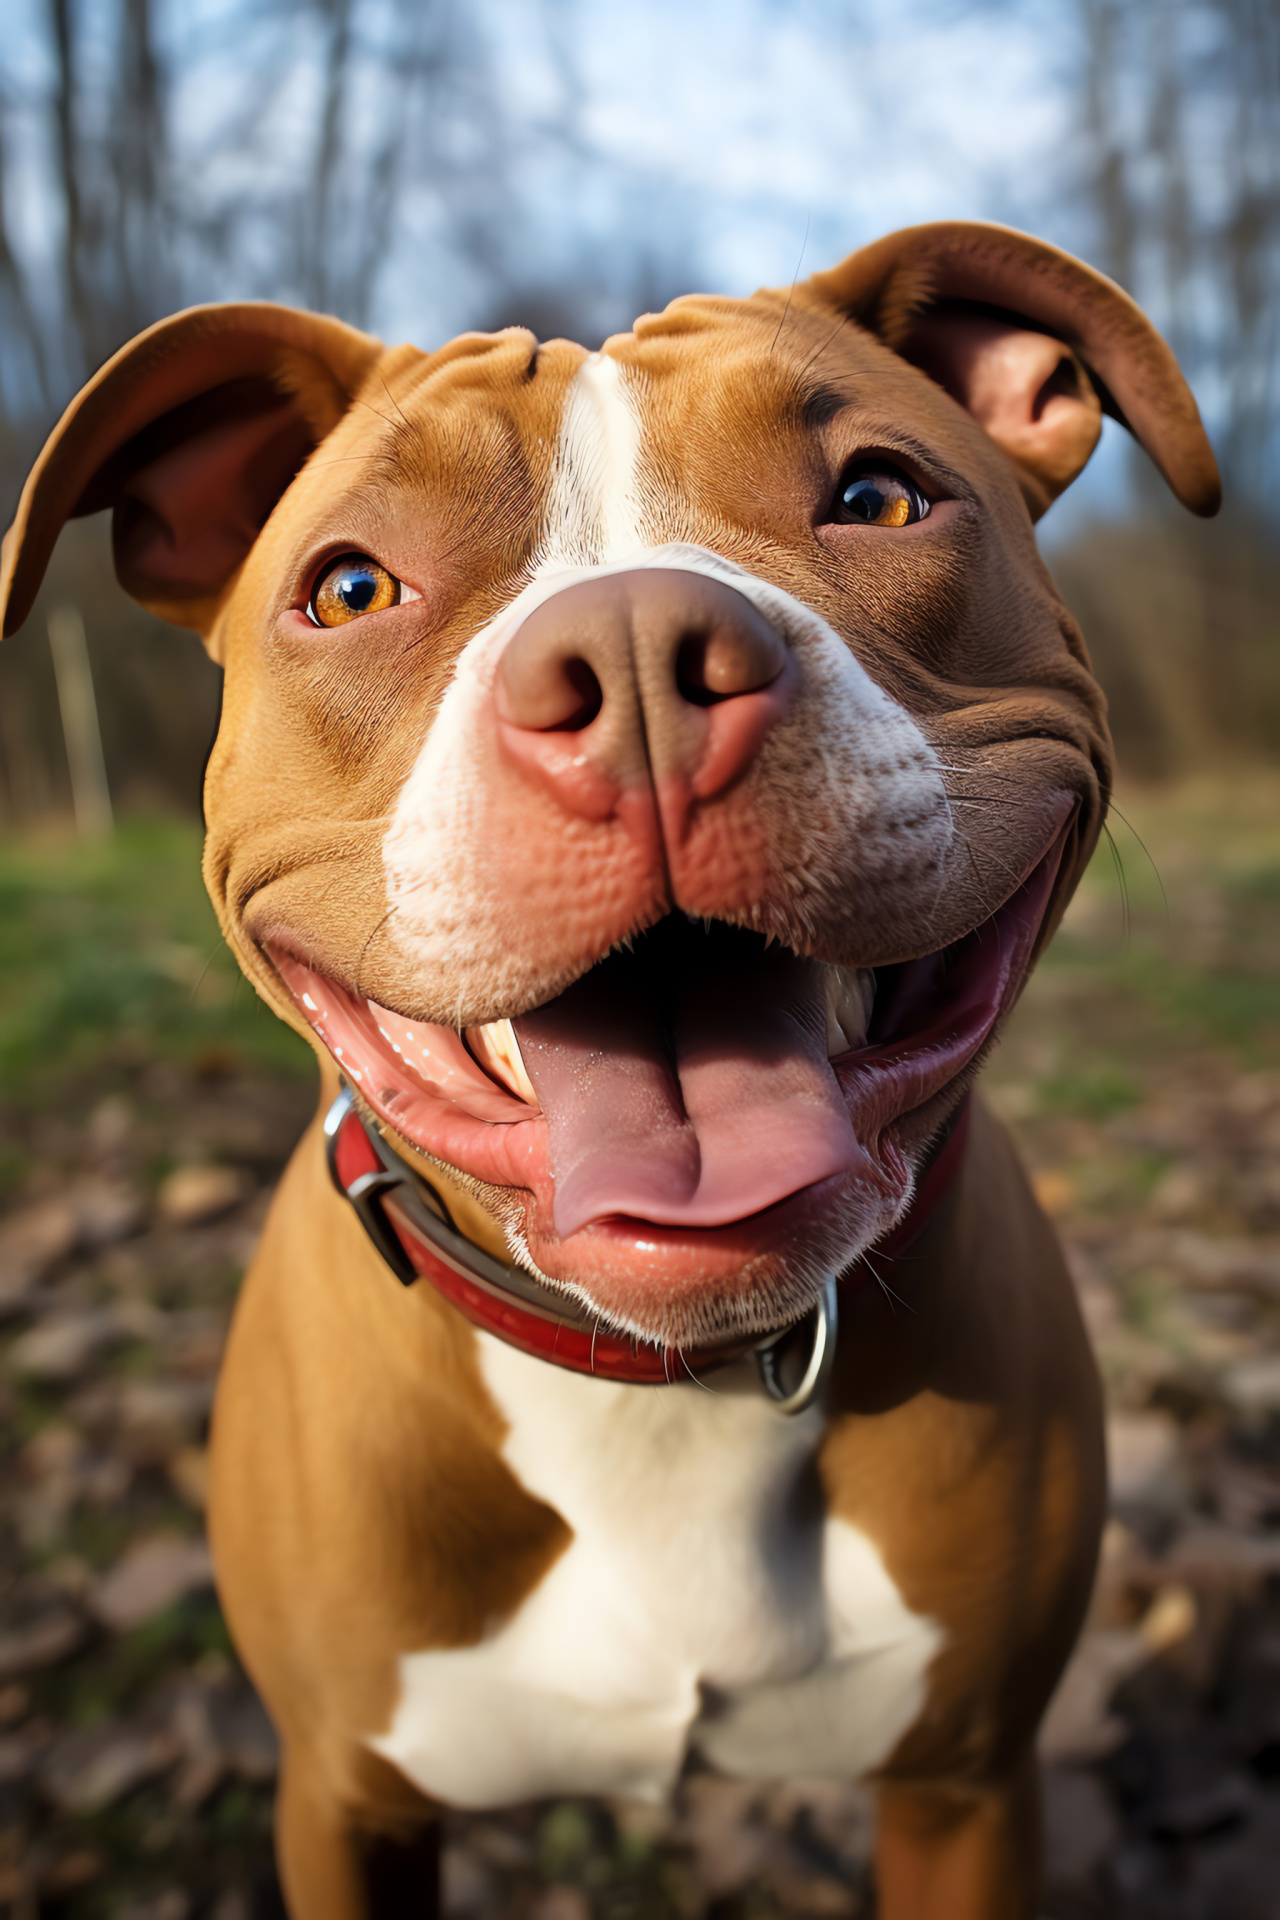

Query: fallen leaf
[[169, 1445, 210, 1510], [7, 1310, 128, 1383], [39, 1721, 179, 1813], [1223, 1351, 1280, 1420], [0, 1612, 85, 1682], [0, 1200, 77, 1309], [1107, 1409, 1185, 1510], [115, 1379, 213, 1464], [1038, 1627, 1150, 1762], [1140, 1580, 1197, 1652], [1032, 1169, 1076, 1217], [69, 1179, 144, 1248], [90, 1535, 213, 1634], [156, 1165, 251, 1227]]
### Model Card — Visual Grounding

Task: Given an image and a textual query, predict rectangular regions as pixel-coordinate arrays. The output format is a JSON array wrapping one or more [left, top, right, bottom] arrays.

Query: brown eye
[[832, 464, 929, 528], [311, 553, 399, 626]]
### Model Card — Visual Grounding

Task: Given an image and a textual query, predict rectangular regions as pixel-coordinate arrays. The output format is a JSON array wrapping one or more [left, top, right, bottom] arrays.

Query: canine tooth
[[825, 966, 875, 1057], [467, 1019, 538, 1105]]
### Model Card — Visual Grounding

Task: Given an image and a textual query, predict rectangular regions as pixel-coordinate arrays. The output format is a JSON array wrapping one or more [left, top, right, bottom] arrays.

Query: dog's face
[[2, 224, 1218, 1348]]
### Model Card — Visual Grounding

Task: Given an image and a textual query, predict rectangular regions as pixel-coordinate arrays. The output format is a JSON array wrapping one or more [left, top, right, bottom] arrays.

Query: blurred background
[[0, 3, 1279, 1917]]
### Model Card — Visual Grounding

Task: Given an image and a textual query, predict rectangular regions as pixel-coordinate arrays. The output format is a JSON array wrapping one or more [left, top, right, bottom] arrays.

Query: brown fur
[[1, 224, 1217, 1917]]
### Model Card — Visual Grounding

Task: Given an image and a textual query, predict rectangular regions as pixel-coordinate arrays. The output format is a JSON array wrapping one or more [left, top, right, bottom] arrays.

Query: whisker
[[860, 1246, 919, 1315], [380, 374, 414, 435], [186, 936, 231, 1008], [676, 1349, 718, 1394], [354, 900, 402, 1000], [770, 210, 811, 356], [1101, 821, 1132, 949], [354, 395, 403, 432], [300, 454, 399, 472], [1107, 804, 1167, 922], [797, 310, 853, 382]]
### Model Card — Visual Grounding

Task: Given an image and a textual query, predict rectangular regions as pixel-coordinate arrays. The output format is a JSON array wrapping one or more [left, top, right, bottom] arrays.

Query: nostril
[[676, 616, 787, 707], [497, 651, 603, 731], [553, 658, 604, 731]]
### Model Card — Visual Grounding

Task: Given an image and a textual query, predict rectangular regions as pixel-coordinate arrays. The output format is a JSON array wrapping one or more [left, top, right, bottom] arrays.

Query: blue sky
[[369, 0, 1084, 342]]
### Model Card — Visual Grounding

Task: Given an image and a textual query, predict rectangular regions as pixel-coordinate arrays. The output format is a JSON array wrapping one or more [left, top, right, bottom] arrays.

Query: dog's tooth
[[466, 1019, 538, 1105], [825, 966, 875, 1057]]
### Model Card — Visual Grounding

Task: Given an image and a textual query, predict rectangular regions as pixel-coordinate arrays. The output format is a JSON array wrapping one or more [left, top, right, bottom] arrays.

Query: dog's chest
[[372, 1336, 942, 1807]]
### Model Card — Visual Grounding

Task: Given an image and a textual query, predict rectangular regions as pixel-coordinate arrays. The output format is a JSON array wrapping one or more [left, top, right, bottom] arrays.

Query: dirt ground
[[0, 784, 1278, 1919]]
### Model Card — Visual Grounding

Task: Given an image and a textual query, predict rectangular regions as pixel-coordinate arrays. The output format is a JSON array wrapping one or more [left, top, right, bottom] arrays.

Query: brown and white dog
[[1, 223, 1218, 1918]]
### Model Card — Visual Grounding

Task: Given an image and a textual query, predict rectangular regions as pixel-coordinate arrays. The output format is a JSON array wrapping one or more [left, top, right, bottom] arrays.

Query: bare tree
[[1050, 0, 1280, 773], [0, 0, 700, 445], [44, 0, 173, 383], [1072, 0, 1280, 506]]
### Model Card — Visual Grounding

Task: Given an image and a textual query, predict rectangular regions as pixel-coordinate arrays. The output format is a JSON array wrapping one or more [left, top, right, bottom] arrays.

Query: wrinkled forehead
[[285, 294, 945, 575], [379, 295, 828, 417], [378, 305, 822, 458]]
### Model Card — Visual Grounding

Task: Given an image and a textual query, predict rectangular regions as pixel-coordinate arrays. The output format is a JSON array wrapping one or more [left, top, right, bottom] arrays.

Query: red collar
[[326, 1088, 969, 1388]]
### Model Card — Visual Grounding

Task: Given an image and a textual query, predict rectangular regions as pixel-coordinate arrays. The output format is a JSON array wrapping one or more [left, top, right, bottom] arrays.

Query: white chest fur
[[371, 1335, 942, 1808]]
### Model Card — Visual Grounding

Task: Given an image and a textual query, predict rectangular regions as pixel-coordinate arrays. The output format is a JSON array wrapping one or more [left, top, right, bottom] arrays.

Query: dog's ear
[[803, 222, 1220, 521], [1, 303, 384, 645]]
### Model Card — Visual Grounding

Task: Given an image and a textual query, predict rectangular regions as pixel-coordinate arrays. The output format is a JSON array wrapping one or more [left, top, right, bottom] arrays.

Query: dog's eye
[[832, 464, 929, 529], [310, 554, 400, 626]]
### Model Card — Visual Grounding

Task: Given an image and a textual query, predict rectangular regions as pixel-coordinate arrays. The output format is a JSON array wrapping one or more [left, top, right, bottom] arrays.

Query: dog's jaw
[[267, 817, 1068, 1350]]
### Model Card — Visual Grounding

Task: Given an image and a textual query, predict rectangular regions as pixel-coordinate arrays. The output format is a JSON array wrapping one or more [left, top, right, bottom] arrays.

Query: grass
[[0, 816, 311, 1097], [981, 773, 1280, 1251], [992, 773, 1280, 1102]]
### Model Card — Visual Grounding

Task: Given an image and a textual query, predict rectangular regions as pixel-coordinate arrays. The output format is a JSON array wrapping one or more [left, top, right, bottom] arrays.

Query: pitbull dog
[[2, 223, 1218, 1918]]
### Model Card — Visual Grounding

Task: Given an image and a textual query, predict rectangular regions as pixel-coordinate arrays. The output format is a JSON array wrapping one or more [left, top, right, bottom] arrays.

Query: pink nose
[[495, 569, 792, 825]]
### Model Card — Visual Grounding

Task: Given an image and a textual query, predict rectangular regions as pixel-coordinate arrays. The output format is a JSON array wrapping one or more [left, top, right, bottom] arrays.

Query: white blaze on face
[[377, 344, 953, 1011], [537, 351, 647, 570]]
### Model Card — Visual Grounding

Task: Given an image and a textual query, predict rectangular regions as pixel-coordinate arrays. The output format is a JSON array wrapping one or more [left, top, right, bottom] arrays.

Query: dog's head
[[2, 223, 1217, 1348]]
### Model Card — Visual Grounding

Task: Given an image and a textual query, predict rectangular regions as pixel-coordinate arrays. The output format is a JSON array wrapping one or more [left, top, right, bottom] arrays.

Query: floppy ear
[[803, 222, 1220, 521], [0, 303, 384, 644]]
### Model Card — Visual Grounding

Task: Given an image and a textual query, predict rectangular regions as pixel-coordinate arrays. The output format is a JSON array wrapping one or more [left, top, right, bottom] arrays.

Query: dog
[[2, 221, 1218, 1918]]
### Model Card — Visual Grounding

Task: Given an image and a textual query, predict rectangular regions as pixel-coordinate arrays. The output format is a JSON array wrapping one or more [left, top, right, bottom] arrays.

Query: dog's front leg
[[276, 1749, 440, 1920], [874, 1756, 1040, 1920]]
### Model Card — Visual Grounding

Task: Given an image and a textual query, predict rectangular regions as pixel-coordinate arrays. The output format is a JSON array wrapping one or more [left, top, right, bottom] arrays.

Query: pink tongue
[[514, 936, 863, 1236]]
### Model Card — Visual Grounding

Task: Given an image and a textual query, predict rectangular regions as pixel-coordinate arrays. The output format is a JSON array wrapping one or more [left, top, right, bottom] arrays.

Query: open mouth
[[267, 828, 1067, 1340]]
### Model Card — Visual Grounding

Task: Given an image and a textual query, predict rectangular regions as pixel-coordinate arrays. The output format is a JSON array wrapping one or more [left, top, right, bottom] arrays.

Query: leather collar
[[326, 1085, 969, 1402]]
